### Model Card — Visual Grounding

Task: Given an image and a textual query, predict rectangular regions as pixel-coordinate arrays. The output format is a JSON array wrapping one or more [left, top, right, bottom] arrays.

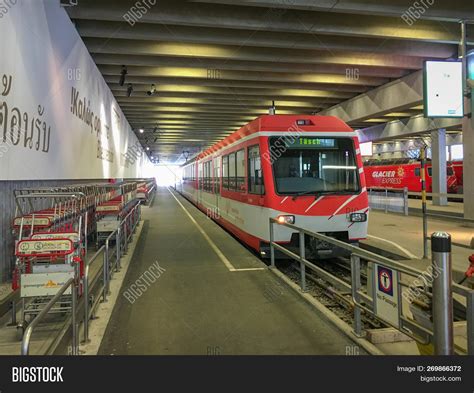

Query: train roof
[[185, 115, 353, 164], [363, 158, 455, 166]]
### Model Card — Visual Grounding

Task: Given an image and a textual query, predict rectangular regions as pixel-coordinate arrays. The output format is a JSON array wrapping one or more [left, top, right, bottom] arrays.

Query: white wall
[[0, 0, 150, 180]]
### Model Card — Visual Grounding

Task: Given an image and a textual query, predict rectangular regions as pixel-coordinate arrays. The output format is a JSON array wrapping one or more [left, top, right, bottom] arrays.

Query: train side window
[[203, 161, 210, 192], [213, 157, 221, 194], [248, 145, 264, 195], [198, 162, 203, 189], [427, 167, 432, 177], [236, 149, 245, 192], [228, 152, 236, 190], [222, 155, 229, 189], [414, 168, 420, 177]]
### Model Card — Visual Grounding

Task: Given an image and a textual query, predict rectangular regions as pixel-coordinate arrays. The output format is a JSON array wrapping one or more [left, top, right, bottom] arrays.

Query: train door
[[198, 161, 203, 205], [214, 156, 221, 216]]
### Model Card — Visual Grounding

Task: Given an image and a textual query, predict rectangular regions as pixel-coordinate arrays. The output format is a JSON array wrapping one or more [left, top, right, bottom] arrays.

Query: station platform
[[363, 210, 473, 286], [407, 199, 464, 217], [98, 188, 363, 355]]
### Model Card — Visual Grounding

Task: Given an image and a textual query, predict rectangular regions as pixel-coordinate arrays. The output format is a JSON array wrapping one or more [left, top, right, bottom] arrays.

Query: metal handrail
[[269, 218, 474, 355], [83, 247, 105, 343], [82, 202, 141, 343], [21, 277, 76, 355], [270, 218, 423, 277]]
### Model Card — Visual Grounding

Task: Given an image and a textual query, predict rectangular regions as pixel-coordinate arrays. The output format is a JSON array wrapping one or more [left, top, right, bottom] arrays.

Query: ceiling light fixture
[[126, 83, 133, 97], [146, 84, 156, 96], [119, 65, 128, 86]]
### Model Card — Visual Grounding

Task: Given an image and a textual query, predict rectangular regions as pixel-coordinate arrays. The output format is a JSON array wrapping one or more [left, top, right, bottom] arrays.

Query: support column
[[431, 128, 448, 206], [463, 96, 474, 220]]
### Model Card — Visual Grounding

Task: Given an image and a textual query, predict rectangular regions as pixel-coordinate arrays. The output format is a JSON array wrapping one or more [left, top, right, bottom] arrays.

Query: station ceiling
[[66, 0, 473, 162]]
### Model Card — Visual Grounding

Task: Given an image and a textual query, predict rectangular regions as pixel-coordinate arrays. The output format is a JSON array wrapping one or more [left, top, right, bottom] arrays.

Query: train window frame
[[222, 154, 229, 190], [213, 156, 221, 194], [268, 136, 361, 197], [236, 149, 246, 192], [203, 160, 211, 192], [414, 167, 421, 177], [248, 144, 265, 195], [228, 152, 237, 190]]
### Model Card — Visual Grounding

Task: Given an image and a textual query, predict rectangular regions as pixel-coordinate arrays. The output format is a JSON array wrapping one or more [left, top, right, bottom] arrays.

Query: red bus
[[363, 159, 458, 193]]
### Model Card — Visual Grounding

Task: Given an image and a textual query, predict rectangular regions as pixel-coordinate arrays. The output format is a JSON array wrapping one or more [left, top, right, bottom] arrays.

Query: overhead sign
[[375, 264, 400, 328], [423, 61, 463, 118]]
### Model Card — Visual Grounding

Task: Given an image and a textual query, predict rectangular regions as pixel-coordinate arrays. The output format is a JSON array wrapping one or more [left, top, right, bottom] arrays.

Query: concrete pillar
[[463, 95, 474, 220], [431, 128, 448, 206]]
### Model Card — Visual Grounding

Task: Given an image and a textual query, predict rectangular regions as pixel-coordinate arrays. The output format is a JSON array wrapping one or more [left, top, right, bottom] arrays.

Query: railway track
[[279, 258, 386, 330]]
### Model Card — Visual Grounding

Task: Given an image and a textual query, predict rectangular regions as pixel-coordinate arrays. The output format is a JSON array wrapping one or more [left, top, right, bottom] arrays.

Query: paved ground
[[363, 210, 473, 282], [98, 187, 362, 355], [407, 198, 464, 215]]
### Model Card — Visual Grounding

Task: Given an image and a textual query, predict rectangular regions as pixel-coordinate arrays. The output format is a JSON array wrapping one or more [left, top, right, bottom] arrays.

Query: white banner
[[0, 0, 152, 180]]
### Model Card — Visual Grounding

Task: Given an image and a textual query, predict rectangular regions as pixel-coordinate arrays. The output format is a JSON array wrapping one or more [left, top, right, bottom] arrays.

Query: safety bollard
[[431, 232, 453, 355]]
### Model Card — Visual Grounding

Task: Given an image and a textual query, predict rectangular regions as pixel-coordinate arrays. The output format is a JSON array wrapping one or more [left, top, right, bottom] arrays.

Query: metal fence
[[21, 202, 142, 355], [83, 202, 141, 343], [368, 187, 408, 215], [269, 218, 474, 355]]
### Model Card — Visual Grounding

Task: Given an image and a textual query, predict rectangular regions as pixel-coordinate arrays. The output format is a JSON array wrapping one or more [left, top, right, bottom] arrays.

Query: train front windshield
[[269, 136, 360, 195]]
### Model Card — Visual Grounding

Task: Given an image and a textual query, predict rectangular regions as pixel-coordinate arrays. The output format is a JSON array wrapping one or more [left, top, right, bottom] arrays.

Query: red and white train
[[451, 160, 463, 188], [178, 115, 369, 258], [364, 159, 458, 193]]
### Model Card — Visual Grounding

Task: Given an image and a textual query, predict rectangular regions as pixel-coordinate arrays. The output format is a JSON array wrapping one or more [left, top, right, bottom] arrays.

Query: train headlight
[[276, 215, 295, 224], [350, 213, 367, 223]]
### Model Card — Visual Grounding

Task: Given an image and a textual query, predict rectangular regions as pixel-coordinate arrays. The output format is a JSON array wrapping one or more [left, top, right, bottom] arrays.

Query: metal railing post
[[269, 219, 275, 268], [82, 266, 89, 343], [422, 146, 429, 259], [431, 232, 453, 355], [105, 239, 111, 294], [350, 254, 363, 337], [467, 290, 474, 355], [72, 277, 78, 355], [116, 228, 121, 271], [403, 187, 408, 216], [133, 207, 138, 233], [123, 218, 128, 255], [8, 301, 17, 326], [299, 230, 306, 292], [102, 251, 108, 302]]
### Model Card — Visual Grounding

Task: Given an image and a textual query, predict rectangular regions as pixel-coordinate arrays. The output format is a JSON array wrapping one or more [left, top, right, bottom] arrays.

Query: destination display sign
[[285, 137, 336, 148]]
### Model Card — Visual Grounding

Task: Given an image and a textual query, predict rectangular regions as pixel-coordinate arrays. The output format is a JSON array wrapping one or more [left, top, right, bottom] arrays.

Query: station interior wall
[[0, 2, 154, 283]]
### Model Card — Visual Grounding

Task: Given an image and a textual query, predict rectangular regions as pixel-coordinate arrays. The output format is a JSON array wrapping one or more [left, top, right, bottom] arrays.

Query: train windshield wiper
[[291, 190, 321, 200], [291, 190, 355, 200]]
